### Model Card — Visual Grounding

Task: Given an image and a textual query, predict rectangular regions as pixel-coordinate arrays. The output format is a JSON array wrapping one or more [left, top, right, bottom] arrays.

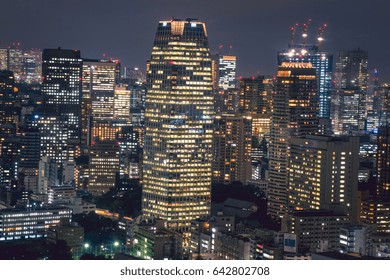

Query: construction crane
[[289, 23, 299, 47], [302, 18, 312, 45], [317, 23, 328, 48], [228, 44, 233, 55], [218, 44, 223, 55]]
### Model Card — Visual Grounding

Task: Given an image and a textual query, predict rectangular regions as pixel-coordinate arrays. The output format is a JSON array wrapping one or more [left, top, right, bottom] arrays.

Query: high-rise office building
[[268, 62, 319, 219], [129, 84, 146, 127], [88, 140, 120, 195], [239, 76, 267, 114], [0, 45, 23, 79], [239, 76, 273, 138], [41, 48, 82, 164], [217, 55, 236, 91], [288, 135, 359, 221], [332, 49, 368, 135], [278, 44, 333, 134], [114, 86, 131, 123], [212, 114, 252, 184], [142, 19, 214, 231], [0, 70, 16, 125], [0, 48, 7, 70], [21, 49, 42, 84], [81, 59, 116, 144], [211, 54, 237, 114], [37, 155, 58, 194], [375, 88, 390, 233]]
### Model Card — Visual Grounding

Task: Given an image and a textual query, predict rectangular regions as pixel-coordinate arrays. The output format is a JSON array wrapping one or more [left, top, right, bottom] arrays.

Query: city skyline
[[1, 0, 390, 81], [1, 2, 390, 261]]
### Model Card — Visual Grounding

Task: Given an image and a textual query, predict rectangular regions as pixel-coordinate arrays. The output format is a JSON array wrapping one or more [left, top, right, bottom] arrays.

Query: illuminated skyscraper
[[142, 19, 214, 231], [288, 135, 359, 221], [21, 49, 42, 84], [113, 86, 131, 123], [88, 140, 120, 195], [375, 88, 390, 233], [212, 114, 252, 184], [0, 70, 16, 125], [217, 55, 236, 91], [0, 45, 23, 80], [42, 48, 82, 140], [81, 59, 116, 144], [268, 62, 319, 219], [211, 54, 238, 114], [239, 76, 267, 114], [278, 44, 332, 134], [41, 48, 82, 164], [238, 76, 273, 138], [332, 49, 368, 135]]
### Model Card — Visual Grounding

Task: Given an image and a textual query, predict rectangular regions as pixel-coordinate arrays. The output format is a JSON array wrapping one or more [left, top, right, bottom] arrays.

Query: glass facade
[[268, 62, 319, 219], [142, 19, 214, 231]]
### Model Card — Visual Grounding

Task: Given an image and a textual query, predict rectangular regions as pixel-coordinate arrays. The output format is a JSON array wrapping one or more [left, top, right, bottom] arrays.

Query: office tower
[[41, 48, 82, 164], [0, 136, 20, 187], [88, 140, 120, 195], [366, 69, 380, 132], [21, 49, 42, 84], [117, 126, 141, 178], [375, 89, 390, 233], [112, 59, 121, 84], [239, 76, 273, 138], [0, 45, 23, 79], [0, 70, 16, 125], [142, 19, 214, 231], [278, 42, 333, 134], [38, 156, 58, 194], [288, 135, 359, 221], [0, 48, 7, 70], [212, 54, 238, 113], [239, 76, 267, 114], [212, 114, 252, 184], [19, 128, 41, 192], [332, 49, 368, 135], [217, 55, 236, 91], [114, 86, 131, 123], [124, 67, 146, 84], [211, 55, 219, 91], [81, 59, 116, 144], [378, 85, 390, 127], [268, 62, 319, 219], [37, 116, 69, 165], [117, 126, 140, 156], [0, 73, 19, 184], [7, 47, 23, 78], [130, 84, 146, 126]]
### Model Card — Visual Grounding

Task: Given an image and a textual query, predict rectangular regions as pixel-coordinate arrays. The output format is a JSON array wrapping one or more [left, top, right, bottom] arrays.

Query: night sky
[[1, 0, 389, 81]]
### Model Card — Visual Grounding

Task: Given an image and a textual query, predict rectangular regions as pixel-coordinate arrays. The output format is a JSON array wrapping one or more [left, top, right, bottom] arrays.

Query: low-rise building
[[284, 210, 350, 253], [0, 205, 72, 242], [131, 220, 182, 260]]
